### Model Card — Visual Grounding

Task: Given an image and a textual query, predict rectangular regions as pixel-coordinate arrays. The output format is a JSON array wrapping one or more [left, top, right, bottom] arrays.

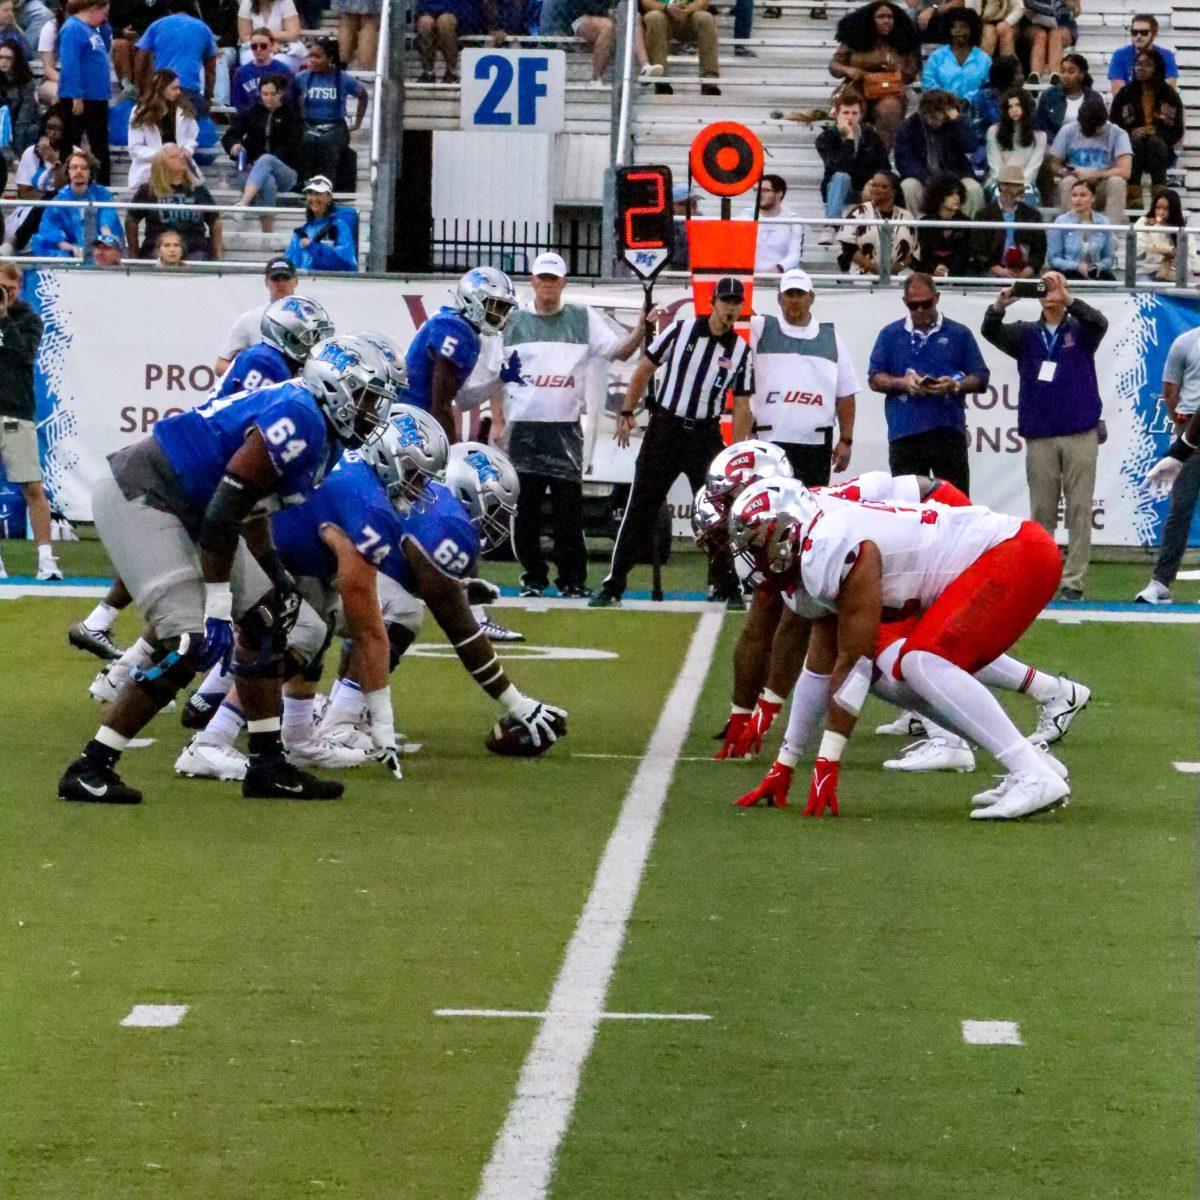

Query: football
[[484, 711, 567, 757]]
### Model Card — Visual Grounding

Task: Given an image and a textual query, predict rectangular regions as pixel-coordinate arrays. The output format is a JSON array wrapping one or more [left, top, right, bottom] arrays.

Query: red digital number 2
[[624, 170, 666, 250]]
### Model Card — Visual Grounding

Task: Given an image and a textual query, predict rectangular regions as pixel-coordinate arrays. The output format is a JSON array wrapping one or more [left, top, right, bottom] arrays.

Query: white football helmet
[[691, 485, 728, 559], [301, 335, 396, 449], [444, 441, 519, 551], [362, 403, 449, 514], [356, 330, 408, 392], [706, 440, 794, 510], [260, 295, 335, 363], [454, 266, 517, 334], [727, 478, 823, 584]]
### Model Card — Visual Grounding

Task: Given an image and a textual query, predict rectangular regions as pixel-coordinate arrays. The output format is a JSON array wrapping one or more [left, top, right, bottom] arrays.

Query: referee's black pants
[[887, 426, 971, 495], [514, 471, 587, 591], [603, 410, 737, 598]]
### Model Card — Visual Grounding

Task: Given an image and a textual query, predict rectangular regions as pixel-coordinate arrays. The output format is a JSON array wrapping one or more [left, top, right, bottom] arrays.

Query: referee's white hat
[[779, 268, 813, 294]]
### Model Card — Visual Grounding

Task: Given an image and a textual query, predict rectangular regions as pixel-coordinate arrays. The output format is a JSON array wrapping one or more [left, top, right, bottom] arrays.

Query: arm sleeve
[[585, 306, 623, 359], [961, 328, 990, 387], [1050, 125, 1068, 158], [1024, 131, 1046, 185], [980, 307, 1022, 358], [253, 396, 323, 484], [985, 126, 1002, 178], [284, 227, 304, 268], [731, 344, 753, 395], [57, 25, 80, 96], [866, 328, 892, 381], [782, 219, 803, 271], [1046, 224, 1070, 270], [1164, 337, 1189, 386], [645, 321, 679, 365], [919, 49, 940, 92], [5, 307, 43, 363], [1068, 297, 1108, 348], [305, 218, 357, 271], [834, 333, 861, 395]]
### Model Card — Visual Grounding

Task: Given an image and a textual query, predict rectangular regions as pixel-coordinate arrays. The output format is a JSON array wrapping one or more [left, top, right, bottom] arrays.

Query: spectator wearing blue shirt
[[30, 148, 122, 257], [1107, 15, 1177, 95], [58, 0, 113, 185], [231, 25, 293, 112], [895, 89, 983, 218], [1046, 178, 1115, 279], [135, 0, 217, 114], [294, 36, 366, 187], [1048, 94, 1131, 227], [866, 271, 989, 493], [921, 9, 991, 110], [285, 174, 357, 271]]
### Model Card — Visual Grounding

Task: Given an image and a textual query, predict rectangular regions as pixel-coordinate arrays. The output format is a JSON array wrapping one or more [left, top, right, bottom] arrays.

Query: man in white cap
[[499, 251, 651, 597], [747, 268, 858, 485]]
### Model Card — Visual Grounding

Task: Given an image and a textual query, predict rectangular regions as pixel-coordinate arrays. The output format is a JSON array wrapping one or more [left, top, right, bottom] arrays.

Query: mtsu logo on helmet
[[393, 411, 425, 448], [316, 341, 360, 372], [465, 449, 500, 483]]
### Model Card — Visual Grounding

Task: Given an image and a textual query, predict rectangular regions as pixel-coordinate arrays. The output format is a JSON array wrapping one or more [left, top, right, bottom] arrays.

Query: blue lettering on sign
[[634, 250, 657, 267], [465, 450, 499, 483], [474, 54, 513, 126], [517, 57, 549, 125]]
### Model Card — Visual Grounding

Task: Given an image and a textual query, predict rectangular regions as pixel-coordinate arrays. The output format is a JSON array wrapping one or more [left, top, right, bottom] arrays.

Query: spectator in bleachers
[[1048, 93, 1131, 226], [6, 107, 65, 251], [225, 72, 302, 230], [895, 89, 983, 217], [35, 2, 64, 105], [127, 69, 199, 189], [213, 252, 296, 370], [972, 164, 1046, 276], [549, 0, 629, 86], [1109, 47, 1184, 209], [902, 0, 953, 42], [90, 228, 121, 263], [154, 226, 187, 266], [237, 0, 304, 69], [815, 92, 891, 244], [667, 180, 694, 268], [109, 0, 158, 99], [837, 170, 915, 275], [829, 2, 919, 149], [1107, 14, 1177, 96], [284, 171, 356, 270], [0, 42, 42, 154], [294, 35, 366, 184], [984, 86, 1044, 203], [59, 0, 113, 186], [482, 0, 529, 44], [973, 51, 1022, 134], [199, 0, 240, 105], [1133, 184, 1184, 282], [126, 143, 220, 258], [135, 0, 218, 116], [737, 173, 803, 273], [1047, 178, 1115, 279], [1031, 49, 1094, 140], [332, 0, 378, 70], [232, 26, 294, 110], [921, 8, 991, 110], [1021, 0, 1068, 85], [414, 0, 466, 83], [641, 0, 720, 96], [30, 148, 121, 256], [976, 0, 1021, 58], [16, 0, 52, 54], [0, 0, 29, 52], [913, 171, 974, 276]]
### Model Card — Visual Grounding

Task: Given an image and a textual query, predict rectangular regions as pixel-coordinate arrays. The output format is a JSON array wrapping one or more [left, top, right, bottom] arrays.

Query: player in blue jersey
[[58, 335, 397, 806], [212, 295, 334, 399], [403, 266, 517, 444]]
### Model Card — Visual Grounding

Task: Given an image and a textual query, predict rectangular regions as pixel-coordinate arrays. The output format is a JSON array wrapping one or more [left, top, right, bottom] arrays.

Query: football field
[[0, 553, 1195, 1199]]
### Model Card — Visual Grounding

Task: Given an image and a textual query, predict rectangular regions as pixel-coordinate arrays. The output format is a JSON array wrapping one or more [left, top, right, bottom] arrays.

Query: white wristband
[[204, 581, 233, 622], [817, 730, 848, 763], [498, 684, 525, 714], [761, 688, 786, 707], [364, 687, 396, 749]]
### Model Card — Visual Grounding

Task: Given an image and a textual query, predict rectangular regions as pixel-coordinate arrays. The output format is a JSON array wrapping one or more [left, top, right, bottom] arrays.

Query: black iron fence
[[429, 217, 604, 277]]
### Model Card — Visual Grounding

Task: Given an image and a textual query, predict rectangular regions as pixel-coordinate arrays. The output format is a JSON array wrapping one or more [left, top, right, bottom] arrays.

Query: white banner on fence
[[27, 270, 1180, 546]]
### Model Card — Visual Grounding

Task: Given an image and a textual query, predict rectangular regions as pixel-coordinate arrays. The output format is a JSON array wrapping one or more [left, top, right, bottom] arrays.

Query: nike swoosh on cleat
[[78, 780, 108, 797], [277, 783, 305, 793]]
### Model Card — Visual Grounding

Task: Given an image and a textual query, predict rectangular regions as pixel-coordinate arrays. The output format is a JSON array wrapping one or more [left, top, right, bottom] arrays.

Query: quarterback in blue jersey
[[403, 266, 517, 443], [58, 334, 397, 807], [212, 295, 334, 400]]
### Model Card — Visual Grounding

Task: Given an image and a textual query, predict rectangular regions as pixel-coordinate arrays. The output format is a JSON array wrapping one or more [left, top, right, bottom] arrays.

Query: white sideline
[[1173, 762, 1200, 773], [437, 1009, 711, 1021], [473, 609, 724, 1200], [961, 1020, 1023, 1046]]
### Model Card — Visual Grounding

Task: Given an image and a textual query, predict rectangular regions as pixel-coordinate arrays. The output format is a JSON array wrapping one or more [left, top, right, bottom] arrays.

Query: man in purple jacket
[[981, 270, 1108, 601]]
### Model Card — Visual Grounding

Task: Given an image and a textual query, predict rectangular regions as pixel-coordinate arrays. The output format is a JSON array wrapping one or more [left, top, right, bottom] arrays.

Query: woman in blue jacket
[[285, 173, 357, 271], [30, 148, 121, 257], [1047, 177, 1114, 279]]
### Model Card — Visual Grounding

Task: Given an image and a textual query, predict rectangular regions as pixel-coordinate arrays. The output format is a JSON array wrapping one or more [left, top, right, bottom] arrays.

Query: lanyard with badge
[[1038, 321, 1062, 383]]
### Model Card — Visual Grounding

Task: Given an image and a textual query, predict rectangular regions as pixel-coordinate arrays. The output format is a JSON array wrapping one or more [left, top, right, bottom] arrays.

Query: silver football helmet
[[706, 440, 794, 510], [727, 478, 823, 584], [691, 485, 728, 559], [357, 329, 408, 392], [454, 266, 517, 334], [301, 335, 396, 449], [444, 441, 519, 551], [260, 295, 335, 363], [362, 403, 449, 514]]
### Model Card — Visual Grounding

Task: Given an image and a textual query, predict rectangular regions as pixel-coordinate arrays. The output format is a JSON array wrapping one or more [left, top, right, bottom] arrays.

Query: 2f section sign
[[462, 49, 566, 133]]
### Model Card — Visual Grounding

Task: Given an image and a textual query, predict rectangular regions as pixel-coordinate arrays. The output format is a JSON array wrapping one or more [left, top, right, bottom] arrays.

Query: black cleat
[[243, 757, 344, 801], [58, 757, 142, 804], [181, 690, 225, 730], [68, 622, 124, 661]]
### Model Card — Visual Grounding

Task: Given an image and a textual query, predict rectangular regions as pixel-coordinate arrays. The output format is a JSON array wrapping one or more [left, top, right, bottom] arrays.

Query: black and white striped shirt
[[646, 317, 753, 422]]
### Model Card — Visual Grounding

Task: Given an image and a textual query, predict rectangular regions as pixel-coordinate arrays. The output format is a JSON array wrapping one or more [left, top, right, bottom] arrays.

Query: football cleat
[[884, 736, 976, 773], [320, 724, 374, 754], [970, 769, 1070, 820], [68, 621, 124, 661], [479, 613, 525, 642], [972, 744, 1067, 806], [285, 736, 368, 769], [1134, 580, 1171, 605], [36, 558, 63, 581], [58, 758, 142, 804], [1027, 679, 1091, 745], [181, 689, 228, 730], [88, 666, 121, 703], [875, 711, 928, 738], [243, 757, 344, 800], [175, 738, 248, 781]]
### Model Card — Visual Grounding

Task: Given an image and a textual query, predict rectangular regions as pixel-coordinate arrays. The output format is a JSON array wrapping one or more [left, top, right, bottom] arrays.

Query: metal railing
[[430, 217, 603, 276], [614, 0, 640, 168]]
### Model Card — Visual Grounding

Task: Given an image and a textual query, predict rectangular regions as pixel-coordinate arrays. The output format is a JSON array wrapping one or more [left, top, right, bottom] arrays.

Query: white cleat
[[884, 736, 976, 773], [875, 711, 927, 738], [36, 558, 63, 581], [88, 666, 121, 703], [970, 769, 1070, 820], [175, 738, 247, 781], [479, 613, 525, 642], [1028, 679, 1091, 745], [1134, 579, 1171, 605], [320, 723, 374, 754], [973, 744, 1068, 807], [286, 736, 368, 769]]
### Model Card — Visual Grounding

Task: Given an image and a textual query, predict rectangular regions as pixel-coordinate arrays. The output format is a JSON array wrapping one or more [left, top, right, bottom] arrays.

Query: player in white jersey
[[728, 480, 1071, 820]]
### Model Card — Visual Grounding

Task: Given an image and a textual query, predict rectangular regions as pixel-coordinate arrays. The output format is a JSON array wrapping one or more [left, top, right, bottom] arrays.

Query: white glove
[[463, 576, 501, 605], [1146, 456, 1184, 495], [504, 690, 568, 749], [364, 687, 403, 779]]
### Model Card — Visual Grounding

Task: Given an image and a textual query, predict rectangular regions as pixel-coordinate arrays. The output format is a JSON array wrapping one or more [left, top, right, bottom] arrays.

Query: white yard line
[[961, 1020, 1023, 1046], [120, 1004, 188, 1028], [573, 752, 720, 763], [436, 1009, 711, 1022], [473, 609, 724, 1200], [1173, 762, 1200, 773]]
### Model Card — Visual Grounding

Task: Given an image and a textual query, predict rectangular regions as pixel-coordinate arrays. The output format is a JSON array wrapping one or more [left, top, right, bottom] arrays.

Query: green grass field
[[0, 565, 1195, 1198]]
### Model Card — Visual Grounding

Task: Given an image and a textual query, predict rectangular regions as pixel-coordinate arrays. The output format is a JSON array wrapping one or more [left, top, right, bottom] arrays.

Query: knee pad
[[387, 622, 417, 673], [131, 632, 204, 706], [231, 600, 289, 679]]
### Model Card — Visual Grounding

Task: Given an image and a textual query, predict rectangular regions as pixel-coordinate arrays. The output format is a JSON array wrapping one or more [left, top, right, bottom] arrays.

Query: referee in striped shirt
[[590, 277, 753, 608]]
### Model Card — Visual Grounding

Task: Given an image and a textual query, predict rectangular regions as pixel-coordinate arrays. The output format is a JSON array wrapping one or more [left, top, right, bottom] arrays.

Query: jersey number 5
[[438, 334, 459, 359], [263, 416, 308, 466]]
